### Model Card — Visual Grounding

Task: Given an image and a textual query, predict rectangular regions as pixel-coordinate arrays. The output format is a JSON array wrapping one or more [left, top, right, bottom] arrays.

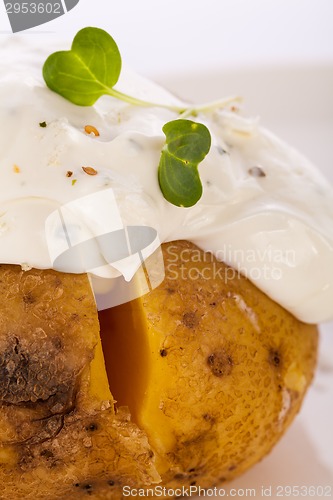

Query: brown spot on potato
[[52, 337, 62, 350], [53, 277, 62, 288], [174, 473, 185, 480], [23, 292, 35, 304], [40, 449, 54, 459], [202, 413, 215, 423], [77, 295, 87, 302], [160, 349, 168, 357], [269, 349, 282, 368], [73, 482, 94, 496], [86, 423, 98, 432], [182, 312, 199, 329], [0, 334, 83, 446], [207, 351, 233, 377], [0, 337, 75, 406]]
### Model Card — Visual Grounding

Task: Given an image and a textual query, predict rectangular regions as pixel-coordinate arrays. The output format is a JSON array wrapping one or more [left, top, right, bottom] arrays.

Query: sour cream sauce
[[0, 37, 332, 323]]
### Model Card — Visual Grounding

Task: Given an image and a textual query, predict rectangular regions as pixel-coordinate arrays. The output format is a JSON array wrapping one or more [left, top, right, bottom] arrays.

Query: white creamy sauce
[[0, 37, 333, 323]]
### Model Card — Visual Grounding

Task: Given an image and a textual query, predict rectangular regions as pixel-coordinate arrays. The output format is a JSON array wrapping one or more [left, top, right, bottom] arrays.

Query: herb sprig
[[159, 120, 211, 207], [43, 27, 235, 207]]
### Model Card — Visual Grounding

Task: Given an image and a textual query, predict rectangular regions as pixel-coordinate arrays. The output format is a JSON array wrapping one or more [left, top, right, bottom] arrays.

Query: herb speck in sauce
[[248, 166, 266, 178]]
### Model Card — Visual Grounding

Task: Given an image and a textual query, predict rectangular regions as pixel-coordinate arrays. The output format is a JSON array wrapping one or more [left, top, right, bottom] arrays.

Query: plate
[[158, 66, 333, 499]]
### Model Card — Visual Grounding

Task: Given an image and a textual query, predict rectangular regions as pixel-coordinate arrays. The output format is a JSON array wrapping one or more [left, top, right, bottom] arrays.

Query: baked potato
[[0, 240, 318, 499]]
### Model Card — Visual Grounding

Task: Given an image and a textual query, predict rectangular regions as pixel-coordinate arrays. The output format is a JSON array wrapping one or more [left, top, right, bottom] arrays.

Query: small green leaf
[[43, 27, 121, 106], [158, 119, 211, 207], [162, 120, 211, 163]]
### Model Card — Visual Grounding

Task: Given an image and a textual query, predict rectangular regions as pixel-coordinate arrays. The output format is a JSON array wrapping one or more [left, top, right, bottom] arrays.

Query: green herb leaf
[[43, 26, 240, 115], [158, 119, 211, 207], [42, 28, 219, 209], [43, 27, 121, 106]]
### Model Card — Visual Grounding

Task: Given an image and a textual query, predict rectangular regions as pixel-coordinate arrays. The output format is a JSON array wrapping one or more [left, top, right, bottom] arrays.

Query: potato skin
[[137, 241, 318, 489], [0, 242, 318, 498]]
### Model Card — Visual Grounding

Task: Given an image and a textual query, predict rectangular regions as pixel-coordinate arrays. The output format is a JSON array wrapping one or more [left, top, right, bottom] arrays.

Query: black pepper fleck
[[217, 145, 228, 155], [248, 166, 266, 178], [39, 121, 47, 128]]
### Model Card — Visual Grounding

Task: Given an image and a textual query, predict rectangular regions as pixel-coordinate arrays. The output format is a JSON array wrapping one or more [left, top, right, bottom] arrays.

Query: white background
[[1, 0, 333, 73], [1, 1, 332, 497], [0, 0, 333, 75]]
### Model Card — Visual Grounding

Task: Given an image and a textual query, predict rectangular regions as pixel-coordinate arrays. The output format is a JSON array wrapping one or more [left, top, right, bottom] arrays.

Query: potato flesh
[[98, 300, 151, 424]]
